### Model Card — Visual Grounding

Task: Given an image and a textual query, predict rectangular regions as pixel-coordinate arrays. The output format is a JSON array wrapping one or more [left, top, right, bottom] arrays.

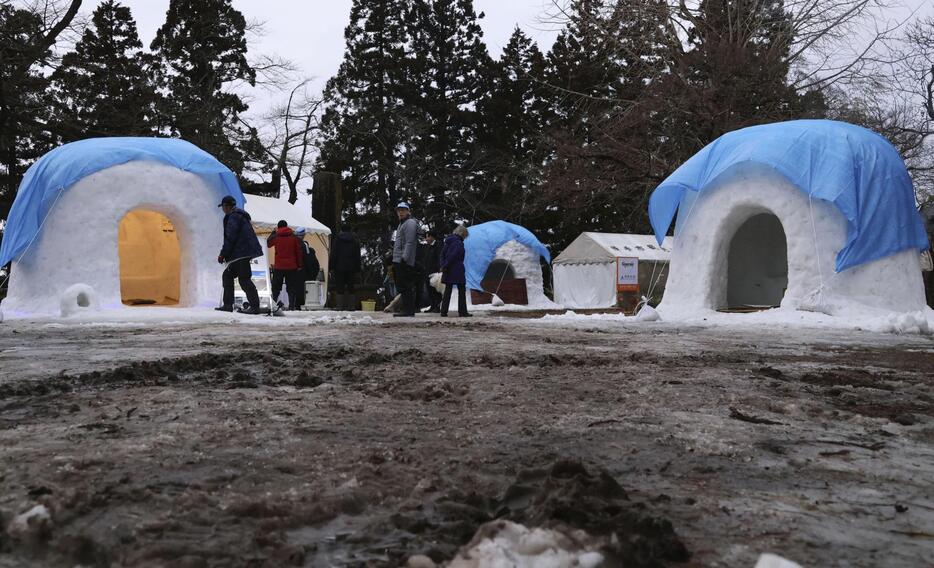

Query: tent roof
[[244, 195, 330, 235], [554, 233, 673, 265]]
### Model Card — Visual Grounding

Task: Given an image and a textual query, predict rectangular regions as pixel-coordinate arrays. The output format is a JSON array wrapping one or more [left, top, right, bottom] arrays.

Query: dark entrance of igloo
[[483, 259, 516, 282], [726, 213, 788, 308]]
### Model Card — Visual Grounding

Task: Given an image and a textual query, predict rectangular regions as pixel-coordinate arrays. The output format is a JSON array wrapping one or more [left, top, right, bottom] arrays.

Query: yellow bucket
[[361, 300, 377, 312]]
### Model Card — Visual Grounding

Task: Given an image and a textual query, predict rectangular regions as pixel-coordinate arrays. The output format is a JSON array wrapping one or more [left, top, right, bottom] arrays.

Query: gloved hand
[[218, 255, 225, 264]]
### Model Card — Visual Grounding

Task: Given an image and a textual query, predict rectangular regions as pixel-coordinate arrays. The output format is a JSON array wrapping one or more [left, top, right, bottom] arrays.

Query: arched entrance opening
[[118, 210, 181, 306], [726, 212, 788, 309], [483, 259, 515, 283]]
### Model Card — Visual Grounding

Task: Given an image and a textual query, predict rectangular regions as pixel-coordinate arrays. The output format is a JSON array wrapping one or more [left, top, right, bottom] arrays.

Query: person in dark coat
[[440, 224, 470, 318], [329, 225, 361, 310], [422, 229, 443, 312], [293, 227, 320, 308], [217, 195, 262, 314], [267, 220, 304, 310], [295, 228, 321, 281]]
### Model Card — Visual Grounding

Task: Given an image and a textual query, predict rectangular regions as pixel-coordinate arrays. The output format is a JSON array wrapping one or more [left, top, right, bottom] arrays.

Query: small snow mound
[[636, 303, 661, 322], [60, 283, 100, 317], [868, 311, 932, 335], [449, 520, 603, 568], [7, 504, 52, 540], [754, 552, 802, 568]]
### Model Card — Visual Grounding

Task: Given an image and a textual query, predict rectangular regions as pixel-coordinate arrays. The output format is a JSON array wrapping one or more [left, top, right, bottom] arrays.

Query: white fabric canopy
[[554, 262, 617, 309], [244, 195, 330, 235]]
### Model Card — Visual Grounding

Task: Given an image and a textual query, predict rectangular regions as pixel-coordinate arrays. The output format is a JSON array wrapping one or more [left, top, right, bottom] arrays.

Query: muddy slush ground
[[0, 313, 933, 567]]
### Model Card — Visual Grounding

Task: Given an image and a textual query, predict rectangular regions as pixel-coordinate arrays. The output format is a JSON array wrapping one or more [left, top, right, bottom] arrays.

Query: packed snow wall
[[3, 162, 224, 316], [660, 164, 927, 315]]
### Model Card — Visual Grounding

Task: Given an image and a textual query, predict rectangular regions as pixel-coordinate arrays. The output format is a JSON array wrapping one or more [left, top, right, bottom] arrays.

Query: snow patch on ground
[[2, 307, 381, 328], [448, 520, 603, 568], [537, 305, 934, 336]]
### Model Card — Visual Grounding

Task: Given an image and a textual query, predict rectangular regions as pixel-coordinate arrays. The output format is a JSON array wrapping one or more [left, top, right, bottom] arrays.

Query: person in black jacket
[[422, 229, 442, 312], [293, 227, 321, 308], [329, 225, 361, 310], [216, 195, 262, 314], [295, 228, 321, 280]]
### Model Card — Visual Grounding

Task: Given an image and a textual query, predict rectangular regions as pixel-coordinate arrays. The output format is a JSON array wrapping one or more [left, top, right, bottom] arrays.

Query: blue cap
[[396, 201, 410, 210], [294, 227, 306, 236]]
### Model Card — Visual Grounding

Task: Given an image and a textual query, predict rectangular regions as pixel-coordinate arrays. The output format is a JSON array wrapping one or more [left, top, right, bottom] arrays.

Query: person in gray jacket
[[392, 201, 419, 317]]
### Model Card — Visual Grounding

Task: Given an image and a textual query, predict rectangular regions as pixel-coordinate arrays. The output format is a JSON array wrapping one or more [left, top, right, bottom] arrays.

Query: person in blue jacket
[[440, 224, 471, 318], [216, 195, 263, 314]]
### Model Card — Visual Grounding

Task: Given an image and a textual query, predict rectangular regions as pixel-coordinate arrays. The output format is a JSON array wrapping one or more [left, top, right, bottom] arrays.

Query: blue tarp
[[464, 220, 551, 291], [648, 120, 929, 272], [0, 137, 244, 267]]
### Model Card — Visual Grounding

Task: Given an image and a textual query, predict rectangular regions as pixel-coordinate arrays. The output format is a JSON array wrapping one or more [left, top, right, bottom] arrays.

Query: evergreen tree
[[149, 0, 255, 176], [405, 0, 492, 229], [49, 0, 161, 142], [473, 27, 548, 223], [534, 0, 673, 245], [677, 0, 822, 144], [317, 0, 412, 243], [0, 5, 55, 218]]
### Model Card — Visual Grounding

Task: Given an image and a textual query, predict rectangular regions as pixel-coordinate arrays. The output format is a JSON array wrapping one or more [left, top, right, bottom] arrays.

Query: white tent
[[243, 194, 330, 235], [553, 233, 673, 309]]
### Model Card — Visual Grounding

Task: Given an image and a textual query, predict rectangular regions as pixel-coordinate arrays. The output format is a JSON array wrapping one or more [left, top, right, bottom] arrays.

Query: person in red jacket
[[267, 220, 304, 310]]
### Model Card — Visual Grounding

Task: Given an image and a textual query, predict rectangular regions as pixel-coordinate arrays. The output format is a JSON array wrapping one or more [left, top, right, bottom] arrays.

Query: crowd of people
[[215, 196, 470, 317], [383, 202, 471, 317]]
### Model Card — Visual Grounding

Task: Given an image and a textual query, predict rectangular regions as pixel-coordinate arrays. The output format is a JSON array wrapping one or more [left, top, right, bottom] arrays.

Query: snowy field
[[1, 310, 933, 567]]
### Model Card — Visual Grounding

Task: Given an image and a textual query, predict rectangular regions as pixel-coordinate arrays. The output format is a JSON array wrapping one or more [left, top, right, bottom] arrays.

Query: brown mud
[[0, 317, 933, 567]]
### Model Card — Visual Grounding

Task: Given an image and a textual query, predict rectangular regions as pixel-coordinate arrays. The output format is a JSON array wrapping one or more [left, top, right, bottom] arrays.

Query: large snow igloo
[[649, 120, 930, 315], [0, 138, 245, 316], [463, 221, 554, 307]]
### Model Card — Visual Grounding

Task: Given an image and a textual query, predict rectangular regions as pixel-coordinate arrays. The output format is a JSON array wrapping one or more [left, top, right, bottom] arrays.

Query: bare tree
[[241, 80, 323, 204], [542, 0, 906, 96]]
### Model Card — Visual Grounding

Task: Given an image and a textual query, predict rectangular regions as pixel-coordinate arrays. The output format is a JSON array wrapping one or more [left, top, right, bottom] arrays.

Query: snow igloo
[[0, 138, 245, 317], [649, 120, 930, 316], [463, 220, 555, 308]]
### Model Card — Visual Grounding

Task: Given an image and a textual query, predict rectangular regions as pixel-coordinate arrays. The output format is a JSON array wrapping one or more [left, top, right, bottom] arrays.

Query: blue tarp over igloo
[[464, 221, 551, 291], [648, 120, 929, 272], [0, 137, 244, 266]]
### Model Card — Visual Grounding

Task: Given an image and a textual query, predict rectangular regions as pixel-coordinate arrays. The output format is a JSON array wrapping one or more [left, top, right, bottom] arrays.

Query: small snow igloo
[[463, 221, 553, 307], [0, 138, 245, 316], [649, 120, 930, 315]]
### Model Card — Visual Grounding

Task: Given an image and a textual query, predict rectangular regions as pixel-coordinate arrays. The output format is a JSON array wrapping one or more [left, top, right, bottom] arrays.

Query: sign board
[[616, 257, 639, 293]]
